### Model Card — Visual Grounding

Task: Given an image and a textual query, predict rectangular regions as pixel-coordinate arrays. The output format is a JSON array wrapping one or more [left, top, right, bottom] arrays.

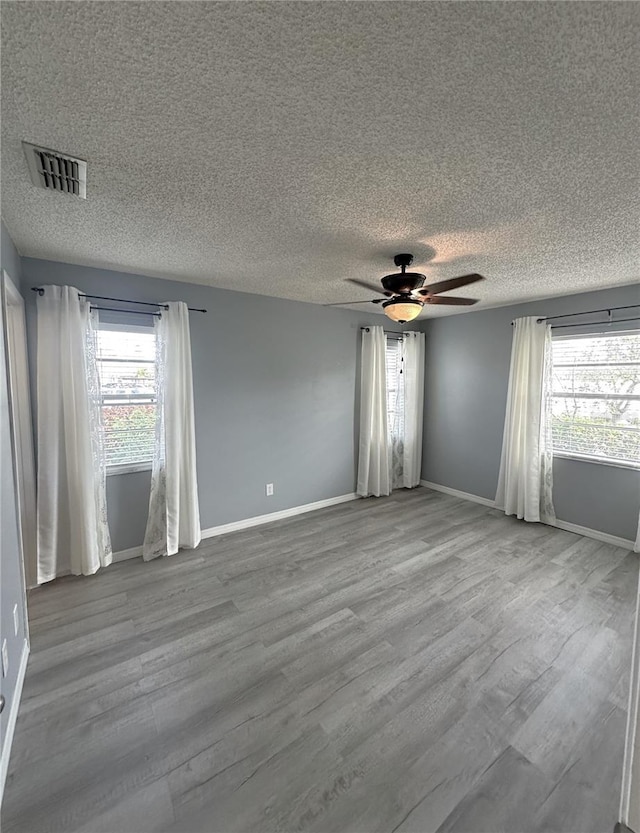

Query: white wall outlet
[[13, 603, 19, 636], [1, 639, 8, 678], [266, 483, 274, 496]]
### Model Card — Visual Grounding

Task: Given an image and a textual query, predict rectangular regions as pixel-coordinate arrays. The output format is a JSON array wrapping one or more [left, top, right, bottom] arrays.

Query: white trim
[[111, 493, 360, 561], [620, 577, 640, 828], [106, 462, 152, 477], [2, 270, 36, 617], [419, 480, 635, 550], [551, 518, 635, 550], [112, 545, 143, 563], [200, 493, 359, 540], [419, 480, 495, 508], [0, 638, 29, 805], [553, 451, 640, 472]]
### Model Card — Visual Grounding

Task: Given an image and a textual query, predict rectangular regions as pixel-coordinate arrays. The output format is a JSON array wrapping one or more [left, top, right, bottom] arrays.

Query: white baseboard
[[419, 479, 496, 508], [551, 519, 635, 551], [113, 481, 634, 559], [112, 545, 143, 563], [0, 638, 29, 805], [201, 493, 359, 540], [419, 480, 635, 550], [111, 492, 360, 561]]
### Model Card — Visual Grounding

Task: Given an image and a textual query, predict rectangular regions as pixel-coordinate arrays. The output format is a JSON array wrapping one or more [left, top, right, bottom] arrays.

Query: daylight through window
[[551, 331, 640, 467], [96, 327, 156, 469], [386, 336, 405, 487], [386, 337, 404, 442]]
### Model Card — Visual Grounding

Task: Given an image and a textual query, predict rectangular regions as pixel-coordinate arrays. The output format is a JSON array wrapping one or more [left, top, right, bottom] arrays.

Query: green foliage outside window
[[552, 332, 640, 465], [103, 404, 155, 466]]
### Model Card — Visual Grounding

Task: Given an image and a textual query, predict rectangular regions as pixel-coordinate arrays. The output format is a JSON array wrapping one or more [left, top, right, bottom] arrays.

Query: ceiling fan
[[327, 254, 485, 323]]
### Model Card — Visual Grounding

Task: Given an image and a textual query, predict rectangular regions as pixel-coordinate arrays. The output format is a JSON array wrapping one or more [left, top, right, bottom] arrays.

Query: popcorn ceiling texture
[[1, 1, 639, 315]]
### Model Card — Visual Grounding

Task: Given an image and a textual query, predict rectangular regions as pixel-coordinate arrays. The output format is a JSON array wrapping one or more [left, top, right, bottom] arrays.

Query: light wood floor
[[3, 488, 638, 833]]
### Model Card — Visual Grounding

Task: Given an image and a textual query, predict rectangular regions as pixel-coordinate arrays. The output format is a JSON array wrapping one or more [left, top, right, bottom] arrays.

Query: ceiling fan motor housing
[[381, 271, 426, 295]]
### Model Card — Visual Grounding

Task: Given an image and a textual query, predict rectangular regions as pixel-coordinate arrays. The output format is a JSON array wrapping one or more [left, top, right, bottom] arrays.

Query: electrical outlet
[[1, 639, 8, 678], [266, 483, 274, 496], [13, 603, 19, 636]]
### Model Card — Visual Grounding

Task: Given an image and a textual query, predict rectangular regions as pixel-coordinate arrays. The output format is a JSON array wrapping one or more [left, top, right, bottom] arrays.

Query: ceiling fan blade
[[415, 273, 485, 296], [324, 299, 383, 306], [422, 296, 479, 306], [346, 278, 391, 296]]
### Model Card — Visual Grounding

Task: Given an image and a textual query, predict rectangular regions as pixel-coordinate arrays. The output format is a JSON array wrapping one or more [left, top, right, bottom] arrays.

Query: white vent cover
[[22, 142, 87, 198]]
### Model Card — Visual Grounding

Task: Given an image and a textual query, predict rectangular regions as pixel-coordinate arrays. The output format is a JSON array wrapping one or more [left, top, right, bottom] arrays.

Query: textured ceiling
[[2, 1, 639, 315]]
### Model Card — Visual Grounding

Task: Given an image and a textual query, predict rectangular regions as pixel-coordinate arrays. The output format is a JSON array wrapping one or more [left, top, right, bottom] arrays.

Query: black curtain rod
[[549, 315, 640, 330], [31, 287, 206, 313], [536, 303, 640, 324], [511, 316, 640, 328], [360, 327, 418, 338]]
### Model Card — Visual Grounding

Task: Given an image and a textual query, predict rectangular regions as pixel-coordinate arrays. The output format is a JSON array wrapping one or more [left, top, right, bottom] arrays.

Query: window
[[386, 336, 405, 485], [386, 336, 404, 441], [551, 331, 640, 467], [96, 325, 156, 472]]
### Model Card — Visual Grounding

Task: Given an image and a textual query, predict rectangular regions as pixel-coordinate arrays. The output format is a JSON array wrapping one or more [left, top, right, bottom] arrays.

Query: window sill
[[553, 452, 640, 472], [106, 463, 152, 476]]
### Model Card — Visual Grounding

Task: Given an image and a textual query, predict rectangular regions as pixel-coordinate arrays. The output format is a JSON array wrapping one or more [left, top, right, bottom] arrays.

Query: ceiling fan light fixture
[[383, 298, 423, 324]]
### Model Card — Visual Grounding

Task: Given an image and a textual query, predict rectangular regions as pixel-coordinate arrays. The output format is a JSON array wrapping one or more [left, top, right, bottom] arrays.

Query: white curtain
[[357, 325, 390, 497], [402, 331, 425, 488], [36, 286, 112, 582], [143, 302, 201, 560], [495, 316, 555, 523]]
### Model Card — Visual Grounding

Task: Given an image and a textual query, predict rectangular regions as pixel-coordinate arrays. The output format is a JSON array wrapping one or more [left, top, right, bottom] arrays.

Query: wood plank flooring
[[2, 487, 638, 833]]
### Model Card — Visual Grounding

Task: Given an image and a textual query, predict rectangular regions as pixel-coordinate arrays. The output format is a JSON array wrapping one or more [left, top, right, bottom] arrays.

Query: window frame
[[550, 328, 640, 471], [385, 334, 405, 441], [96, 321, 157, 477]]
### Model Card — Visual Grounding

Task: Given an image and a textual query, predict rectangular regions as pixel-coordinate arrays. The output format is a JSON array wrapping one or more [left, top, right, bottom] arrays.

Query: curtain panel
[[143, 302, 201, 559], [357, 325, 391, 497], [36, 285, 112, 582], [495, 316, 555, 523]]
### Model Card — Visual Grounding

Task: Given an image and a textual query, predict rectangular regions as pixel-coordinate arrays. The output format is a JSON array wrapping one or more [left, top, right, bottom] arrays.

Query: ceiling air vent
[[22, 142, 87, 199]]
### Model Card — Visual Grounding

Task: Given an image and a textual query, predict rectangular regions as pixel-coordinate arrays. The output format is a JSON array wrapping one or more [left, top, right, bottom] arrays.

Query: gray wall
[[419, 283, 640, 541], [0, 222, 28, 759], [16, 249, 640, 549], [21, 257, 401, 552]]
